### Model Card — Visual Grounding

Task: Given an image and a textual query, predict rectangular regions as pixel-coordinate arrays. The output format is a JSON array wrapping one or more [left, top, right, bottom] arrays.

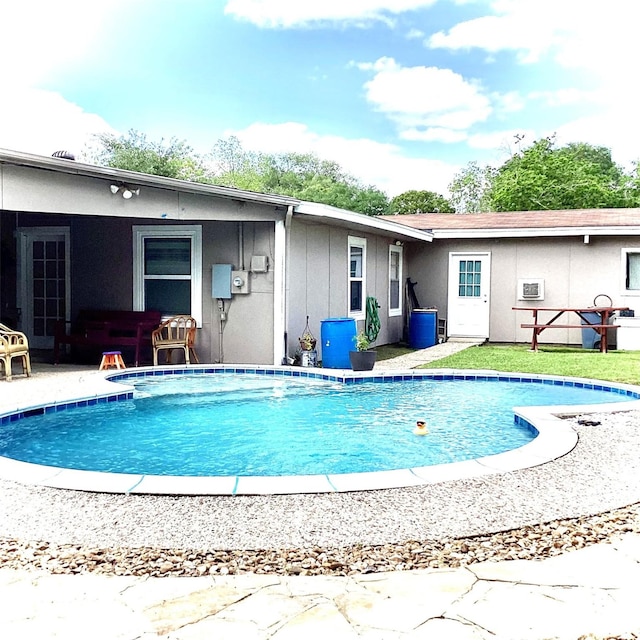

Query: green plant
[[353, 331, 371, 352]]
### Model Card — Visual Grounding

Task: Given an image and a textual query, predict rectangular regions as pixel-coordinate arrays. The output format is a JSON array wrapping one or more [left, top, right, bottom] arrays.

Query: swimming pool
[[1, 366, 639, 495]]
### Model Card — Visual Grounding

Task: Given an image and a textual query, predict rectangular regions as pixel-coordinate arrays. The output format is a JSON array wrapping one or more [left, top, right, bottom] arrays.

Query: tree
[[448, 161, 497, 213], [209, 139, 390, 215], [388, 190, 454, 214], [91, 130, 211, 182], [487, 137, 633, 211]]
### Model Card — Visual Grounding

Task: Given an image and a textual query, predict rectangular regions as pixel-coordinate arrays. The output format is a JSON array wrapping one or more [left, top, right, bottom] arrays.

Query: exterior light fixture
[[109, 183, 140, 198]]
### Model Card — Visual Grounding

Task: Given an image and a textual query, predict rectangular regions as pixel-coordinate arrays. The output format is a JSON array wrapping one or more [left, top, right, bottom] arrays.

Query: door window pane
[[458, 259, 482, 297]]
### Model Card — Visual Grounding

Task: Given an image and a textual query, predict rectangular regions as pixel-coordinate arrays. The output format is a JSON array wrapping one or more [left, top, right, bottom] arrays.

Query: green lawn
[[403, 343, 640, 385]]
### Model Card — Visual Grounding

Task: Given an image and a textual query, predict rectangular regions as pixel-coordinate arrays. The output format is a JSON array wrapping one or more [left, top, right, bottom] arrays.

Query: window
[[133, 226, 202, 323], [458, 259, 482, 297], [348, 236, 366, 318], [622, 248, 640, 293], [389, 244, 403, 316]]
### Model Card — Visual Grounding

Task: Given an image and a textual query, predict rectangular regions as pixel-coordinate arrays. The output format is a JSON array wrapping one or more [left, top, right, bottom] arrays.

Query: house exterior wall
[[408, 235, 640, 346], [0, 163, 282, 222], [288, 218, 404, 361], [1, 210, 279, 365]]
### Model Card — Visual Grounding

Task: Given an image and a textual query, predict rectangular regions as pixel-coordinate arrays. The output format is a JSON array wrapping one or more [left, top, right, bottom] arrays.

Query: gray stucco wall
[[408, 235, 640, 346], [288, 219, 406, 362]]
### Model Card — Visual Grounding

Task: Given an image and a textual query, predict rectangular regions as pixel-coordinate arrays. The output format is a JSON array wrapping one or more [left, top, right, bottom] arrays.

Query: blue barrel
[[320, 317, 357, 368], [409, 309, 437, 349]]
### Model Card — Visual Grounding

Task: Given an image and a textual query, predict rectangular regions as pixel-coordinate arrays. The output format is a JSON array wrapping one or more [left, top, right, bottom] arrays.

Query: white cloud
[[553, 107, 640, 170], [467, 129, 536, 154], [429, 0, 640, 73], [226, 121, 458, 196], [406, 28, 425, 39], [401, 127, 468, 143], [223, 0, 437, 27], [2, 1, 124, 87], [0, 88, 116, 158], [357, 57, 492, 134]]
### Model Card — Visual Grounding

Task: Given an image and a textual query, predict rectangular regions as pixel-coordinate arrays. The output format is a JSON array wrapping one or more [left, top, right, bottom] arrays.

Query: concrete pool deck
[[1, 343, 640, 638]]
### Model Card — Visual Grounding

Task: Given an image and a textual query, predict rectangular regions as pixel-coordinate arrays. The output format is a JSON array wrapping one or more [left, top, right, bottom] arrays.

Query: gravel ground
[[1, 409, 639, 578]]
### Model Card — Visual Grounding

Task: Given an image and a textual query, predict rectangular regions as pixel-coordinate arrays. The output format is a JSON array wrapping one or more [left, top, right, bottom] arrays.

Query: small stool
[[99, 351, 126, 370]]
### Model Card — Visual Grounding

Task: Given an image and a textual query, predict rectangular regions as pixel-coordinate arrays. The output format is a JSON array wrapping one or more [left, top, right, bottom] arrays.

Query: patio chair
[[0, 323, 32, 382], [151, 315, 199, 366]]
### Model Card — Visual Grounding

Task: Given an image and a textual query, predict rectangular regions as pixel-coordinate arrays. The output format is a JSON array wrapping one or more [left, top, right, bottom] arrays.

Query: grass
[[393, 342, 640, 385]]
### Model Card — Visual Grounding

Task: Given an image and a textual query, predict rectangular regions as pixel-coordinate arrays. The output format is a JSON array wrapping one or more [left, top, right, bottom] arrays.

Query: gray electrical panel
[[212, 264, 232, 299]]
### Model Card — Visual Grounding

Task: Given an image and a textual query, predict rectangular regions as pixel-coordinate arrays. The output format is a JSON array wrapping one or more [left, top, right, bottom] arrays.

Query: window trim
[[348, 236, 367, 320], [133, 225, 202, 324], [388, 244, 403, 317], [621, 247, 640, 296]]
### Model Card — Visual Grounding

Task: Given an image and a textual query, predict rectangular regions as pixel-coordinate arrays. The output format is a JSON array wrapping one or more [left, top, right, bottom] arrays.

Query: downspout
[[284, 205, 293, 362], [273, 205, 293, 365], [238, 222, 245, 270]]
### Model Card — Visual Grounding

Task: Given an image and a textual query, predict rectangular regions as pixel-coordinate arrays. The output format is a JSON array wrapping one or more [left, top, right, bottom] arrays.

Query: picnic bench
[[512, 305, 629, 353], [54, 309, 162, 366]]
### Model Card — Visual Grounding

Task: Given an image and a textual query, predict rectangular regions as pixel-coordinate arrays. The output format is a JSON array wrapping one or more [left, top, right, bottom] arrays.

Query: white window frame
[[621, 248, 640, 296], [133, 225, 202, 325], [348, 236, 367, 320], [388, 244, 403, 317]]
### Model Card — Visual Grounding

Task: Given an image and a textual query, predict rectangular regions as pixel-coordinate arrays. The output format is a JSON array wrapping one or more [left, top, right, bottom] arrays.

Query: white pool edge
[[1, 365, 639, 495]]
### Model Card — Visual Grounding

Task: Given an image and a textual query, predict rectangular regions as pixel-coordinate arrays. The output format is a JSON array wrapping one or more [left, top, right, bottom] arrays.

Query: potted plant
[[298, 315, 317, 351], [349, 331, 377, 371]]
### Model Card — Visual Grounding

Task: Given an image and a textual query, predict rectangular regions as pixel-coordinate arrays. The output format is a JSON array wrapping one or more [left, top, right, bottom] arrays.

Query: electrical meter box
[[212, 264, 232, 299]]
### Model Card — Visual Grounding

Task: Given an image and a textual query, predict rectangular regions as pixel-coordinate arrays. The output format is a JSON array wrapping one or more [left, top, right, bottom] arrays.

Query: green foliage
[[423, 343, 640, 385], [92, 130, 210, 181], [448, 161, 497, 213], [353, 331, 370, 351], [388, 190, 454, 214], [488, 137, 633, 211], [90, 132, 389, 214], [209, 140, 390, 215]]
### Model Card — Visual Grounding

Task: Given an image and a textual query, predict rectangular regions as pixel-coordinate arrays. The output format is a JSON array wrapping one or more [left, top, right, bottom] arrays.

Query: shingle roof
[[383, 208, 640, 231]]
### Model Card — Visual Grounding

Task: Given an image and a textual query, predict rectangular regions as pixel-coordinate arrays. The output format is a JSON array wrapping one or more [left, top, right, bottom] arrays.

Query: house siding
[[409, 235, 640, 346], [288, 219, 403, 362]]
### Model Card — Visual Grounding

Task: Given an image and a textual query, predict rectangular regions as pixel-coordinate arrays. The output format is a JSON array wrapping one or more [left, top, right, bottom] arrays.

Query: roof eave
[[0, 147, 299, 208], [294, 202, 433, 242]]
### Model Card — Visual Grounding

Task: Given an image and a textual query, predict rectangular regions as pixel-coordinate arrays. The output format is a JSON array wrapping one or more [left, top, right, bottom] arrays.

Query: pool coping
[[1, 364, 640, 495]]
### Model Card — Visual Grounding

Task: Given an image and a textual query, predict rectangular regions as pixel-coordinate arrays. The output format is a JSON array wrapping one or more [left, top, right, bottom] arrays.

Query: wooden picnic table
[[512, 306, 630, 353]]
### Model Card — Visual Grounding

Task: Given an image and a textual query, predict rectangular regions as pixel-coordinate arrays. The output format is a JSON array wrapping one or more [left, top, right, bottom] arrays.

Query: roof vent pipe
[[51, 150, 76, 160]]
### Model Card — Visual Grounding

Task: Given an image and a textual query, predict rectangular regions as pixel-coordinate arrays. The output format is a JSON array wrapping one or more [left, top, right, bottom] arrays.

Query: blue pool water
[[0, 373, 635, 476]]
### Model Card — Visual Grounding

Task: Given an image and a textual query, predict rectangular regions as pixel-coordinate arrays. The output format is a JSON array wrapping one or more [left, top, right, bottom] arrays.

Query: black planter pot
[[349, 350, 377, 371]]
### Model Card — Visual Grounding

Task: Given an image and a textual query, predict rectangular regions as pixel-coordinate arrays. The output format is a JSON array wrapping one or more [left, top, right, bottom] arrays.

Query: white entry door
[[17, 227, 71, 349], [447, 252, 491, 339]]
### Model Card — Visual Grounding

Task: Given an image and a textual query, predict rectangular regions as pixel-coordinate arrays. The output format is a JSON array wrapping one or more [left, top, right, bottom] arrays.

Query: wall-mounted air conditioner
[[517, 278, 544, 301]]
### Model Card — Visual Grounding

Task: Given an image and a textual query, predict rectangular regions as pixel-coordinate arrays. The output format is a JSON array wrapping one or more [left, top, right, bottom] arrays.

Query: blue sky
[[1, 0, 638, 197]]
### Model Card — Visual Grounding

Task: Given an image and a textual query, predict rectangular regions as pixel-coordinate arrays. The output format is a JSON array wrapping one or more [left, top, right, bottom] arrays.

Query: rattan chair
[[0, 323, 32, 381], [151, 315, 199, 365]]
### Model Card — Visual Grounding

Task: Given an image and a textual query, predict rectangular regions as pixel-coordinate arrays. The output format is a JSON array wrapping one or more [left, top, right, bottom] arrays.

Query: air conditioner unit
[[517, 278, 544, 301]]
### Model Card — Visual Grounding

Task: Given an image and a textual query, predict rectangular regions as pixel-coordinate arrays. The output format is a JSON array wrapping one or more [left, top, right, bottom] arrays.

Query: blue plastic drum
[[409, 309, 437, 349], [320, 318, 357, 368]]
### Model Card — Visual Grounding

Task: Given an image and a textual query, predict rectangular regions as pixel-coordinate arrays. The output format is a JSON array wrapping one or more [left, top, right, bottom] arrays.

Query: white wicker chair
[[0, 323, 32, 381], [151, 315, 199, 365]]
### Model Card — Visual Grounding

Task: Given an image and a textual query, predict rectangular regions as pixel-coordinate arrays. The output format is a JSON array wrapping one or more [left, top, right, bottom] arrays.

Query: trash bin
[[320, 317, 356, 368], [580, 311, 604, 349], [409, 308, 438, 349]]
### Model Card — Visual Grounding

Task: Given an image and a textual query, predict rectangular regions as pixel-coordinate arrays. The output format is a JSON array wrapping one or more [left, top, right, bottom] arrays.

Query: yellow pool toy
[[413, 420, 429, 436]]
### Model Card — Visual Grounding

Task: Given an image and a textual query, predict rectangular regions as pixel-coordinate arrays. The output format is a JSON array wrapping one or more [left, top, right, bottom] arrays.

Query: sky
[[1, 0, 638, 198]]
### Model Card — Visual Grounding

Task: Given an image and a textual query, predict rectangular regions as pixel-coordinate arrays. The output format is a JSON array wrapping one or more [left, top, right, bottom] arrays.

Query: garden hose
[[365, 296, 381, 344]]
